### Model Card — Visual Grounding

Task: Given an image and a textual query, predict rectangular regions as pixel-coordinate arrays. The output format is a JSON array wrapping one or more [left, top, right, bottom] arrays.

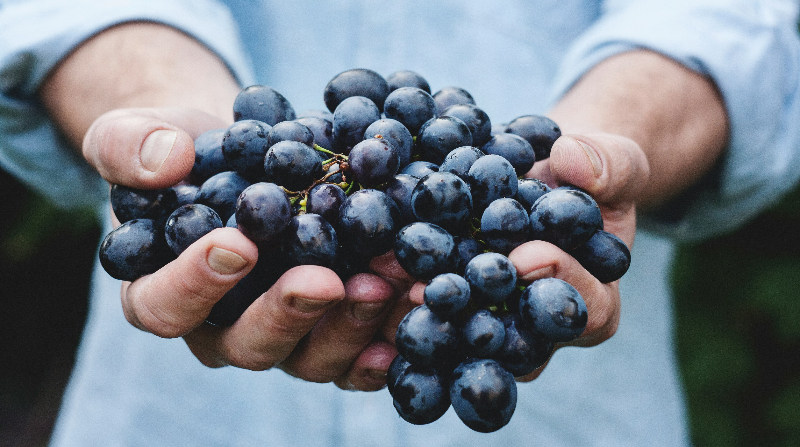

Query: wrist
[[548, 50, 728, 208], [39, 21, 240, 149]]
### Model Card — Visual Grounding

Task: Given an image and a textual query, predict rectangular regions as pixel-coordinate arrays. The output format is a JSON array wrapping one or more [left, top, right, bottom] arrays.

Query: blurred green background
[[671, 185, 800, 447], [0, 169, 100, 447], [1, 164, 800, 446]]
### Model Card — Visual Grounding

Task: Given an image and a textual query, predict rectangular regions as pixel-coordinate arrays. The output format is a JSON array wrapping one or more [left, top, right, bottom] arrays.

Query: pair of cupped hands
[[85, 106, 649, 391]]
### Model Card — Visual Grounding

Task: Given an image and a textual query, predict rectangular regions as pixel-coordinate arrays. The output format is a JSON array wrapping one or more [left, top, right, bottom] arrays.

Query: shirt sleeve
[[0, 0, 256, 210], [546, 0, 800, 242]]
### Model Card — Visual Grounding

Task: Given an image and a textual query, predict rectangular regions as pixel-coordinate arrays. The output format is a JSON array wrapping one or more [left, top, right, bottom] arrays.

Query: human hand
[[512, 131, 648, 379], [84, 107, 398, 390], [390, 132, 649, 382]]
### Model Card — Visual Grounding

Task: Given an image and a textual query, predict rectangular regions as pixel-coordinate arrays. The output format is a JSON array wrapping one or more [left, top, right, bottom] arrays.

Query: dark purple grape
[[221, 119, 271, 182], [394, 222, 459, 281], [263, 140, 324, 191], [337, 189, 401, 257], [110, 184, 179, 224], [493, 312, 554, 376], [306, 183, 347, 225], [266, 120, 314, 148], [364, 118, 413, 168], [348, 137, 400, 188], [466, 154, 519, 216], [463, 252, 517, 307], [480, 198, 531, 255], [294, 116, 334, 151], [570, 229, 631, 283], [99, 218, 174, 281], [387, 354, 412, 397], [233, 85, 295, 126], [395, 304, 461, 370], [515, 178, 551, 211], [400, 161, 439, 179], [383, 87, 436, 135], [235, 182, 292, 242], [283, 213, 338, 268], [297, 109, 334, 121], [386, 70, 431, 94], [441, 104, 492, 147], [519, 278, 588, 342], [432, 86, 476, 116], [392, 364, 451, 425], [528, 188, 602, 251], [190, 128, 228, 184], [450, 358, 517, 433], [332, 96, 381, 153], [383, 174, 420, 226], [439, 146, 484, 181], [454, 236, 480, 275], [415, 116, 473, 165], [194, 171, 251, 222], [481, 133, 536, 176], [505, 115, 561, 161], [424, 273, 471, 321], [411, 171, 472, 233], [164, 204, 223, 255], [324, 68, 390, 113], [172, 184, 199, 207], [462, 310, 505, 358]]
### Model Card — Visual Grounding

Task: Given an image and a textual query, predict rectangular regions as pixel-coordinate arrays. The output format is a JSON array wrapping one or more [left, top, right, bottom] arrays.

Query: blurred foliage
[[672, 184, 800, 447], [0, 169, 100, 447]]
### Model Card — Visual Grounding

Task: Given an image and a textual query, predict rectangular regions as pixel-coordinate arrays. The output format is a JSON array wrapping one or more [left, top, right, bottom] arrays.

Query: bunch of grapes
[[97, 68, 631, 432]]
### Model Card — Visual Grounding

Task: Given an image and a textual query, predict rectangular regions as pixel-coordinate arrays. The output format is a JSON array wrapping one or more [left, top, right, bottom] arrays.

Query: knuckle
[[581, 291, 620, 345], [133, 298, 190, 338]]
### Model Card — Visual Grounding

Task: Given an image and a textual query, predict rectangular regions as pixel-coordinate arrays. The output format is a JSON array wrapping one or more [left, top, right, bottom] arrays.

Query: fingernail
[[351, 302, 387, 321], [207, 247, 248, 275], [293, 298, 333, 313], [577, 140, 602, 177], [141, 129, 178, 172], [520, 265, 556, 282]]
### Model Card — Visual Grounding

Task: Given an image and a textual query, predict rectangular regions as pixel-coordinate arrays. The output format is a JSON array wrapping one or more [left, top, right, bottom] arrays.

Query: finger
[[83, 107, 228, 188], [407, 281, 426, 306], [278, 273, 395, 382], [122, 227, 258, 338], [549, 133, 650, 205], [369, 250, 415, 292], [529, 133, 649, 245], [185, 265, 346, 370], [335, 341, 399, 391], [379, 283, 422, 344], [509, 240, 619, 348]]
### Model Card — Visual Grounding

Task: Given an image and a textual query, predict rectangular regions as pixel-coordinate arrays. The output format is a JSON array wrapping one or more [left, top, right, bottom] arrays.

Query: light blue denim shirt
[[1, 1, 799, 446]]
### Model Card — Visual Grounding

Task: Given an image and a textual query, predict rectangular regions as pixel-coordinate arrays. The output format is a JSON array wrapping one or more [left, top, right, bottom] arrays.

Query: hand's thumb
[[83, 107, 228, 189], [548, 133, 650, 207]]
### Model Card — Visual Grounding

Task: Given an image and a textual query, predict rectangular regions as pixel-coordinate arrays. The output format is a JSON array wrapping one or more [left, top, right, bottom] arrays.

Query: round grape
[[233, 85, 295, 126], [235, 182, 292, 242], [463, 252, 517, 307], [519, 277, 588, 342], [450, 358, 517, 433], [394, 222, 459, 281], [424, 273, 471, 321], [164, 204, 223, 255]]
